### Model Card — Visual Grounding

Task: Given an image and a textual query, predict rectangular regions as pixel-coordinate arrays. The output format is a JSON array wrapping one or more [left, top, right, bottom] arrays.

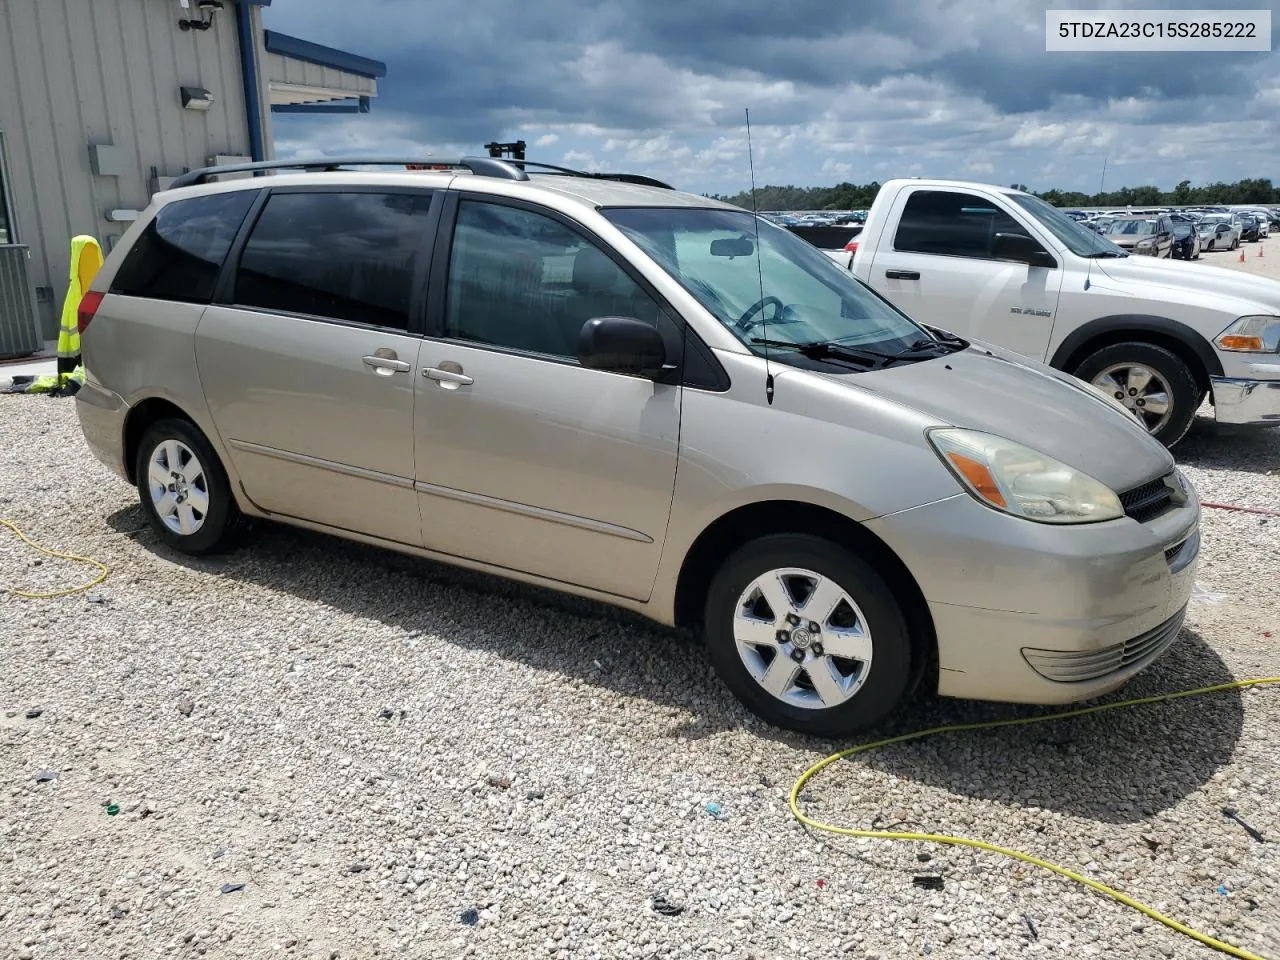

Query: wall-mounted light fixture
[[180, 86, 216, 111], [105, 209, 140, 223], [178, 0, 223, 32]]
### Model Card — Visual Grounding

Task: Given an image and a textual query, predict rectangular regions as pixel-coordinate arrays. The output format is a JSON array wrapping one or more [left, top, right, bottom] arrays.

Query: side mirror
[[578, 316, 666, 374], [991, 232, 1056, 269]]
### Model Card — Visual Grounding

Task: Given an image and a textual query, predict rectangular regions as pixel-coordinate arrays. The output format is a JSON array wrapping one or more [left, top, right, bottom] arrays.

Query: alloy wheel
[[1090, 363, 1174, 434], [147, 439, 210, 536], [733, 567, 873, 710]]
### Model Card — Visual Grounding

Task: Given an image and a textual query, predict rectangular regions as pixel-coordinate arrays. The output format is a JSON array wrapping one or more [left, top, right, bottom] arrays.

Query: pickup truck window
[[603, 207, 925, 357], [1008, 193, 1127, 258], [893, 190, 1033, 260]]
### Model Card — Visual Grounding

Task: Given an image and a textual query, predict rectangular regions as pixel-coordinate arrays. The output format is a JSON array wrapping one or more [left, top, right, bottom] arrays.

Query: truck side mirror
[[991, 232, 1057, 269]]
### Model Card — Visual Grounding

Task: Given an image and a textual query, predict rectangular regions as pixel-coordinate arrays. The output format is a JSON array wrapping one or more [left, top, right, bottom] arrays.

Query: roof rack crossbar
[[168, 156, 529, 190]]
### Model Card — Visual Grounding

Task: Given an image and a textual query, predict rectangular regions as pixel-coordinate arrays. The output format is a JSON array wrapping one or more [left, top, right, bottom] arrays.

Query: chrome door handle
[[363, 355, 411, 375], [885, 269, 920, 280], [424, 366, 474, 387]]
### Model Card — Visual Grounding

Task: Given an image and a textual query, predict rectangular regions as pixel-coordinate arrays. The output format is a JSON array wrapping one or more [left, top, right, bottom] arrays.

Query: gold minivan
[[75, 158, 1199, 737]]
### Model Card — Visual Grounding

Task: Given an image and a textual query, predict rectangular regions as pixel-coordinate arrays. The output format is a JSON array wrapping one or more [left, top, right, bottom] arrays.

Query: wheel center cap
[[791, 628, 811, 649]]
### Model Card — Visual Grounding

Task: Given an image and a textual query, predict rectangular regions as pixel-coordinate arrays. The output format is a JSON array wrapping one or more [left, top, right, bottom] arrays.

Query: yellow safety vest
[[56, 235, 103, 386]]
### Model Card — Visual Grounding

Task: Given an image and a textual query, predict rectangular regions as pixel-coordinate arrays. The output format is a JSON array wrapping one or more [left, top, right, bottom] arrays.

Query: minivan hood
[[819, 347, 1173, 493], [1095, 255, 1280, 314]]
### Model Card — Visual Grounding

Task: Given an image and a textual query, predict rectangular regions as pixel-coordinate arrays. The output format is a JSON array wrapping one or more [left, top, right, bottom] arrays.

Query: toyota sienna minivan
[[74, 157, 1200, 737]]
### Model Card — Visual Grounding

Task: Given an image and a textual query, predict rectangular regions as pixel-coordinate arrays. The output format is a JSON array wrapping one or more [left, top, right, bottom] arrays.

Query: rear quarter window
[[110, 191, 257, 303]]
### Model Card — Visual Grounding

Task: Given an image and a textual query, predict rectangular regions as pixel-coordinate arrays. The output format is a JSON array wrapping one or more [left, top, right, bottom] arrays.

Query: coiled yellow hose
[[1, 518, 110, 598], [790, 678, 1280, 960]]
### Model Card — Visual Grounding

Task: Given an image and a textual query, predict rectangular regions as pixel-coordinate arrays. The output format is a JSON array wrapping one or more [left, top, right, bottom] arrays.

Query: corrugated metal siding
[[0, 245, 43, 358], [0, 0, 253, 337]]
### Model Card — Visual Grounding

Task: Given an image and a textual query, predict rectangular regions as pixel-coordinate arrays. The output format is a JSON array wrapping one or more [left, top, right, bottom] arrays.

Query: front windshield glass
[[602, 207, 927, 356], [1108, 219, 1155, 236], [1007, 193, 1125, 256], [1172, 222, 1193, 236]]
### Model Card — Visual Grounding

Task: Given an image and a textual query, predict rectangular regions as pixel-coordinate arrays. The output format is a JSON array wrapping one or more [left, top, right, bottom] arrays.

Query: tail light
[[844, 239, 859, 253], [77, 291, 104, 334]]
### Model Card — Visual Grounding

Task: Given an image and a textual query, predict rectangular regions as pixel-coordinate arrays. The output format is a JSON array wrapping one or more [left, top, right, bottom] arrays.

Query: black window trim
[[427, 191, 729, 391], [890, 187, 1057, 267], [215, 183, 443, 337]]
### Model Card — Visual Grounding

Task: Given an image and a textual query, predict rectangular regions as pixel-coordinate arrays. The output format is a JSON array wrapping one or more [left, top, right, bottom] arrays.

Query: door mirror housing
[[578, 316, 667, 374], [991, 232, 1056, 268]]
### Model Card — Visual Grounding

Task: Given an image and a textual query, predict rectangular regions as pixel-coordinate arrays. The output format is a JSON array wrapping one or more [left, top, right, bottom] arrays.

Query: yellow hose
[[1, 518, 110, 598], [790, 678, 1280, 960]]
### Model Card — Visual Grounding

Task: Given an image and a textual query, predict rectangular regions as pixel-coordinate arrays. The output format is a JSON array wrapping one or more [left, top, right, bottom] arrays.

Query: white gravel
[[0, 395, 1277, 960]]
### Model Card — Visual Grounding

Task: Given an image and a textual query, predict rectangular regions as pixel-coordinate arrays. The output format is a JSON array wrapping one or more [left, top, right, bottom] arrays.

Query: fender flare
[[1048, 314, 1223, 379]]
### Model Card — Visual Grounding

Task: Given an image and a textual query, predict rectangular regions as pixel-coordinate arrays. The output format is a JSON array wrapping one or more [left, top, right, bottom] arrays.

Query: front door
[[198, 188, 437, 545], [871, 188, 1065, 362], [413, 196, 681, 600]]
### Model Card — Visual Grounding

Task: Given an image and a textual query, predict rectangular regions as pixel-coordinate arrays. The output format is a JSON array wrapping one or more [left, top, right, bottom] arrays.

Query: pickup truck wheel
[[1074, 343, 1199, 448], [703, 534, 911, 737]]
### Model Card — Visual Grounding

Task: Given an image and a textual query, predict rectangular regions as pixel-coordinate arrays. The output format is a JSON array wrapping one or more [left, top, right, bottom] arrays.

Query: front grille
[[1119, 475, 1175, 523], [1022, 609, 1185, 683]]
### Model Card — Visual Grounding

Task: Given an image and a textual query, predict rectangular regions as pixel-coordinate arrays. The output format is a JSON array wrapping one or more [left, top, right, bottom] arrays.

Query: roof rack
[[168, 156, 529, 190], [503, 160, 674, 190], [168, 155, 675, 192]]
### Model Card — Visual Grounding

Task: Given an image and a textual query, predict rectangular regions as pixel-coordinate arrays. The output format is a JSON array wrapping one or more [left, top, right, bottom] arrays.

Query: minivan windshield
[[1007, 193, 1126, 257], [603, 207, 930, 358]]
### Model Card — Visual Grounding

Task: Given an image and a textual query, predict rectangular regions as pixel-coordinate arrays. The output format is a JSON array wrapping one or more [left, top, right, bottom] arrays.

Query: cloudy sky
[[264, 0, 1280, 196]]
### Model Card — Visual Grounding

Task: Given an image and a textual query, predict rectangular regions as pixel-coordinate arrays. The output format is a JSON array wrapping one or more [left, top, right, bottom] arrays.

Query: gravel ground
[[1, 389, 1277, 960]]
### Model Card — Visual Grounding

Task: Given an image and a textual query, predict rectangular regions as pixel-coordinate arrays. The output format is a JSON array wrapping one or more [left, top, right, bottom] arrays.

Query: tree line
[[708, 178, 1280, 210]]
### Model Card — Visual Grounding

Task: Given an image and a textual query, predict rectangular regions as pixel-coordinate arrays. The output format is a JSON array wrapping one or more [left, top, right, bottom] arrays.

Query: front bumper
[[1211, 375, 1280, 425], [865, 490, 1199, 705]]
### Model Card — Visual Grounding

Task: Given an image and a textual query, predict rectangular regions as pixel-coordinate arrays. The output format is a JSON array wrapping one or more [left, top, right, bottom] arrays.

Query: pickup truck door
[[866, 187, 1065, 362]]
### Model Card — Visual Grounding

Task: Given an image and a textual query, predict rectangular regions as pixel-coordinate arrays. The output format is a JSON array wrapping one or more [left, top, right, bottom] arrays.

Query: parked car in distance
[[75, 156, 1204, 738], [1170, 219, 1201, 260], [1199, 214, 1241, 250], [1105, 216, 1174, 258], [1236, 213, 1261, 242], [849, 178, 1280, 447], [1197, 219, 1236, 251]]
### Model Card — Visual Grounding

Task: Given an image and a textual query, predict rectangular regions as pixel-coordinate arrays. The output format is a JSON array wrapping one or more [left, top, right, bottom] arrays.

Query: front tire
[[135, 418, 238, 554], [703, 534, 912, 737], [1074, 342, 1201, 448]]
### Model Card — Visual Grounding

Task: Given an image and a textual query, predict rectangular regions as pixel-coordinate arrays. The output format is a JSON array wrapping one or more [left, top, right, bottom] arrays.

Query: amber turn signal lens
[[945, 451, 1007, 508], [1219, 334, 1264, 351]]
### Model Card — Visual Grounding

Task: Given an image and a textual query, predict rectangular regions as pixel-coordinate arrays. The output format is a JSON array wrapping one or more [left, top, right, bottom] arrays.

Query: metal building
[[0, 0, 386, 346]]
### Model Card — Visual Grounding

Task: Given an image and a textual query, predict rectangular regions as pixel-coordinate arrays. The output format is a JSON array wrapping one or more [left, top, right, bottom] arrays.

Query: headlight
[[1216, 315, 1280, 353], [1136, 239, 1154, 248], [927, 428, 1124, 524]]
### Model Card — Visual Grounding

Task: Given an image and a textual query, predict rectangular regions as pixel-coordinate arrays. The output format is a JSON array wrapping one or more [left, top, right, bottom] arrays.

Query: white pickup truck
[[845, 178, 1280, 446]]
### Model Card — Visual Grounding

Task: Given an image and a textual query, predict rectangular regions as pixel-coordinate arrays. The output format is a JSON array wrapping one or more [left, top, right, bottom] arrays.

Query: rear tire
[[135, 418, 239, 555], [1073, 342, 1200, 448], [703, 534, 912, 737]]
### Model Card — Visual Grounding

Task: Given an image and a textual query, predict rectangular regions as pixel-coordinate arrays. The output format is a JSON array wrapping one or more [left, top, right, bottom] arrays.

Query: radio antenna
[[745, 108, 774, 404]]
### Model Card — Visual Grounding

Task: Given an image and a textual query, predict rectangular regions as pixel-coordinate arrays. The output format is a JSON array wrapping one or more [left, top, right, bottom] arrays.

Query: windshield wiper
[[902, 335, 964, 356], [750, 337, 898, 369]]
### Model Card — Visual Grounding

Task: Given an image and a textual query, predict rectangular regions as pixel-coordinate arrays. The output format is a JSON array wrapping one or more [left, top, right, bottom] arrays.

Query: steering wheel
[[735, 296, 785, 333]]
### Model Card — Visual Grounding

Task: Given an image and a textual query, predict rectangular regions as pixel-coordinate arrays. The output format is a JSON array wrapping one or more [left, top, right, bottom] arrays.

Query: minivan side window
[[235, 191, 434, 330], [894, 190, 1034, 259], [445, 200, 662, 359], [110, 191, 256, 303]]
